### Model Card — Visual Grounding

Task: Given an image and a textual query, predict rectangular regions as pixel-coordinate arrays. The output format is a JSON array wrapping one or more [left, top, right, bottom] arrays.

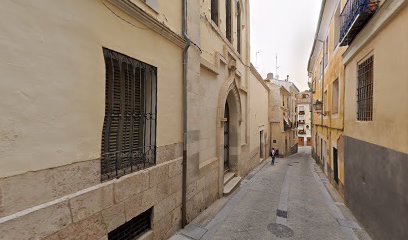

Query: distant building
[[265, 73, 299, 157], [296, 91, 312, 146]]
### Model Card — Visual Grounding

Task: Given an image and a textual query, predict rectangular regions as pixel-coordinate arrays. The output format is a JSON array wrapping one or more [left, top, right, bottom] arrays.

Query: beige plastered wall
[[344, 5, 408, 154], [249, 70, 269, 163], [0, 0, 184, 179]]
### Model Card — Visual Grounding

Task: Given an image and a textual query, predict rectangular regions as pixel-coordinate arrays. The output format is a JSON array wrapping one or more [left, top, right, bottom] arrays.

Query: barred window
[[102, 48, 157, 181], [211, 0, 219, 25], [357, 56, 374, 121]]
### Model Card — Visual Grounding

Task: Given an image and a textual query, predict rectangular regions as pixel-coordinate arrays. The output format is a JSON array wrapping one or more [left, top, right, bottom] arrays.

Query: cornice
[[107, 0, 186, 48]]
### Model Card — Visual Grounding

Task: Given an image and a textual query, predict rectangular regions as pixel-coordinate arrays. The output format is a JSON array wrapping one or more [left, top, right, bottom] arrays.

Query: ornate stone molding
[[107, 0, 186, 48]]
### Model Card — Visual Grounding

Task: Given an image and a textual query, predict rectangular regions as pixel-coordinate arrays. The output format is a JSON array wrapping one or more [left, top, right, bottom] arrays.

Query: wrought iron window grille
[[340, 0, 380, 46], [357, 56, 374, 121], [101, 48, 158, 182]]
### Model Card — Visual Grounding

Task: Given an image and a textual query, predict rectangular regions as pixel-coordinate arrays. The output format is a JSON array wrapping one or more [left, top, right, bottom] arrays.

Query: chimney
[[265, 72, 274, 82], [286, 75, 289, 82]]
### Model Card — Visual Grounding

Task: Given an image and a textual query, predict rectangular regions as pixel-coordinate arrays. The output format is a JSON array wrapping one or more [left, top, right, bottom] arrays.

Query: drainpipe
[[181, 0, 191, 228]]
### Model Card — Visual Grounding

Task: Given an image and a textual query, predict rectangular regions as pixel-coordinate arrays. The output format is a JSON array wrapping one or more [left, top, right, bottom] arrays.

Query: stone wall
[[0, 144, 183, 240]]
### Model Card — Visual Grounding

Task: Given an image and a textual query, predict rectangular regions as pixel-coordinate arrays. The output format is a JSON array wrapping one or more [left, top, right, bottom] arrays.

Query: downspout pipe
[[181, 0, 191, 228]]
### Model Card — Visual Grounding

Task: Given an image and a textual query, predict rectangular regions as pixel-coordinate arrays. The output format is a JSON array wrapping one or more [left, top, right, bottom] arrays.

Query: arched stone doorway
[[216, 75, 242, 195]]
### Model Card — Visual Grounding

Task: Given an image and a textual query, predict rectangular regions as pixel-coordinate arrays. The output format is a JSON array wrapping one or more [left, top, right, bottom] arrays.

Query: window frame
[[226, 0, 232, 43], [332, 78, 340, 114], [101, 48, 158, 181], [356, 55, 374, 121], [211, 0, 219, 25], [236, 0, 242, 54]]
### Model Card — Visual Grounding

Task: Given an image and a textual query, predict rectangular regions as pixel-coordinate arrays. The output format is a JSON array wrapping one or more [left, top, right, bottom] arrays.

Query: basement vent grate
[[276, 209, 288, 218], [108, 208, 152, 240]]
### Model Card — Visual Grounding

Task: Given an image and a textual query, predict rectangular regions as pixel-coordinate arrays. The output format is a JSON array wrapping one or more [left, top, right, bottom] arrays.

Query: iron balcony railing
[[340, 0, 379, 46]]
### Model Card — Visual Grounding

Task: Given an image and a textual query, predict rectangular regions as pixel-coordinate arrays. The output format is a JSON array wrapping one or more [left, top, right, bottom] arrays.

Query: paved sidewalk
[[170, 147, 371, 240]]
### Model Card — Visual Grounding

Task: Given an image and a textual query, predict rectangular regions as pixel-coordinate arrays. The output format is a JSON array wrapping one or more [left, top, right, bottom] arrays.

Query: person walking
[[270, 148, 276, 165]]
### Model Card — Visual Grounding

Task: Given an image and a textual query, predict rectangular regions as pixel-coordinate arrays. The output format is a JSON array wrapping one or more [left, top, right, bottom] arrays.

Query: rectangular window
[[108, 208, 152, 240], [102, 48, 157, 181], [324, 90, 328, 112], [333, 4, 341, 50], [357, 56, 374, 121], [226, 0, 232, 42], [211, 0, 218, 25], [332, 79, 339, 114], [320, 61, 323, 80], [236, 1, 241, 53]]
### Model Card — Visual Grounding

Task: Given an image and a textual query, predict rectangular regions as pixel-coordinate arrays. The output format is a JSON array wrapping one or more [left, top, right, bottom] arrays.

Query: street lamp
[[313, 100, 329, 116]]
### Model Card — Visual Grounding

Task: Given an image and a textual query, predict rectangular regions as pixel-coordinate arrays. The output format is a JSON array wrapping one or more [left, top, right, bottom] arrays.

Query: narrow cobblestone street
[[171, 147, 371, 240]]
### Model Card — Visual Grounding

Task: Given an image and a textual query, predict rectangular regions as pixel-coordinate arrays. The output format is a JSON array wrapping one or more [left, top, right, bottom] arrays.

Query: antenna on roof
[[275, 54, 280, 76]]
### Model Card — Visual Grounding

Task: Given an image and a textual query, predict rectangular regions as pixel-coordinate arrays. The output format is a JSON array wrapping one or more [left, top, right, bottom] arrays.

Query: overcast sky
[[250, 0, 322, 91]]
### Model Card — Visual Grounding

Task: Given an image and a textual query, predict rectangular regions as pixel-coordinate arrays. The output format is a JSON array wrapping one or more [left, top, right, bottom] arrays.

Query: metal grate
[[226, 0, 232, 42], [211, 0, 218, 25], [357, 56, 373, 121], [108, 208, 152, 240], [102, 48, 157, 181]]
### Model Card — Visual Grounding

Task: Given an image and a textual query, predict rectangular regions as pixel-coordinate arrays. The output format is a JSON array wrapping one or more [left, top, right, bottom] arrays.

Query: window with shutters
[[211, 0, 219, 25], [226, 0, 232, 42], [357, 56, 374, 121], [101, 48, 157, 181]]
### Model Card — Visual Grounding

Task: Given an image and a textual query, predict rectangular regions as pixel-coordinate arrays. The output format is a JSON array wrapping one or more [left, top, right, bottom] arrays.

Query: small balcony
[[299, 111, 305, 115], [298, 130, 306, 135], [340, 0, 380, 46]]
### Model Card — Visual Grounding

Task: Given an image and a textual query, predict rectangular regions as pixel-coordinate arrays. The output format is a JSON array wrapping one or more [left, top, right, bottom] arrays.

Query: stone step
[[223, 172, 235, 185], [223, 176, 242, 196]]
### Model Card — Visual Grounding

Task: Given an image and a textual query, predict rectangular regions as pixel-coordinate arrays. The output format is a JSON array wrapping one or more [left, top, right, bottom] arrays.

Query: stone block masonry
[[0, 151, 183, 240]]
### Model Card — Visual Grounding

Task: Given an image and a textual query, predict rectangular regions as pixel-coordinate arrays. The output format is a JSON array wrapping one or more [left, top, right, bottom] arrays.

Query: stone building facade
[[0, 0, 270, 239], [309, 0, 408, 239], [296, 91, 312, 147], [308, 0, 347, 197], [265, 74, 299, 157], [185, 0, 270, 222]]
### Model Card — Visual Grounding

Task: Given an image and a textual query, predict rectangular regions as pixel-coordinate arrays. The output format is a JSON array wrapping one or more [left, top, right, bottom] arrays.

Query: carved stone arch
[[215, 73, 243, 196], [217, 74, 242, 126]]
